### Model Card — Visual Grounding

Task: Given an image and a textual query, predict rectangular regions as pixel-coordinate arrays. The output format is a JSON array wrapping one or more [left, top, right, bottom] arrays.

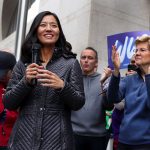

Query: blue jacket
[[107, 73, 150, 145]]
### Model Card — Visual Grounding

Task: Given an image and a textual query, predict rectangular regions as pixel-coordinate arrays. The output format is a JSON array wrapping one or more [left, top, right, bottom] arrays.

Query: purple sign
[[107, 31, 150, 69]]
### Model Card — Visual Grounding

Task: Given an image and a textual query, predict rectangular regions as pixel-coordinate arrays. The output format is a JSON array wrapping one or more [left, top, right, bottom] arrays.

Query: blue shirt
[[107, 73, 150, 145]]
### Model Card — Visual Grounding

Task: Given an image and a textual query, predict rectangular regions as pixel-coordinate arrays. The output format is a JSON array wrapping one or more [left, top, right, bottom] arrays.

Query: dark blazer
[[3, 56, 85, 150]]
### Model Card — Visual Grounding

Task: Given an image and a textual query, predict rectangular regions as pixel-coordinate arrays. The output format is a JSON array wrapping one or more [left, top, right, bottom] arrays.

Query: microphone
[[31, 43, 41, 85], [32, 43, 41, 64]]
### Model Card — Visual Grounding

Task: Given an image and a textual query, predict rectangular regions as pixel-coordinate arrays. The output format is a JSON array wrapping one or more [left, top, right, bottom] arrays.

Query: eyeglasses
[[134, 48, 150, 53]]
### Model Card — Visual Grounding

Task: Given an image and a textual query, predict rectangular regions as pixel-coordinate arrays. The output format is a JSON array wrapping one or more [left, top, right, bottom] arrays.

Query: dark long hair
[[21, 11, 76, 63]]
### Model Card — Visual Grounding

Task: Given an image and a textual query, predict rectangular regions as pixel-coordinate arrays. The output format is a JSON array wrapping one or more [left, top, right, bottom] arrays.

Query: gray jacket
[[3, 57, 85, 150], [71, 72, 112, 137]]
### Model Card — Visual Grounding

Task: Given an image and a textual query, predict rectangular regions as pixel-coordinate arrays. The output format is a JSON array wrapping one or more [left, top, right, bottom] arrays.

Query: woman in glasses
[[107, 35, 150, 150]]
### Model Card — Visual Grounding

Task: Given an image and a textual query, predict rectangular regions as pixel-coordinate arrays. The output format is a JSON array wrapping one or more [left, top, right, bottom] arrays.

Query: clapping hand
[[112, 45, 120, 76], [100, 67, 112, 84]]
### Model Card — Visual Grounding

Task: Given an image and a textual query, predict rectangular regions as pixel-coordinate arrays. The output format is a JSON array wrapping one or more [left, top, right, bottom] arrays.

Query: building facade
[[0, 0, 149, 72]]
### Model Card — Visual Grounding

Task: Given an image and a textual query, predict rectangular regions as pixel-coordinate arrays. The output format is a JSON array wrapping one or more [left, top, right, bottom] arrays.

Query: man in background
[[71, 47, 113, 150]]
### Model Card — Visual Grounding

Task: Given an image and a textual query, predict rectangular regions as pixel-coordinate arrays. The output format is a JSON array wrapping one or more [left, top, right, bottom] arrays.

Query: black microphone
[[31, 43, 41, 85]]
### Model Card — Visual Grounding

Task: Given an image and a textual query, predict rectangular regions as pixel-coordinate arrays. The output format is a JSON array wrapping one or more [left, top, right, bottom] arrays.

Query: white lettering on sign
[[115, 36, 135, 63]]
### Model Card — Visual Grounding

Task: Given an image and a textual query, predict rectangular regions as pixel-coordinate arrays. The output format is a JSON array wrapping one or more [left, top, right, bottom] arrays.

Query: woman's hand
[[37, 69, 64, 89], [112, 45, 120, 76], [25, 63, 44, 84]]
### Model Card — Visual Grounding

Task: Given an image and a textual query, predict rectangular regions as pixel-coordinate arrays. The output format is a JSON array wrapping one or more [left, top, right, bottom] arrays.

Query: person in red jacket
[[0, 50, 18, 150]]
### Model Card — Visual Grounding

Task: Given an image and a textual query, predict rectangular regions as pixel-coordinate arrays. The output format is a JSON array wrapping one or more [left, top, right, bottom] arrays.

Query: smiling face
[[135, 42, 150, 67], [37, 15, 60, 48]]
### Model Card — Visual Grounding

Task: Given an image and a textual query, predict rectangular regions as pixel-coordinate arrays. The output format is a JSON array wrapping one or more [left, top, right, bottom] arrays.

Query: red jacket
[[0, 84, 18, 146]]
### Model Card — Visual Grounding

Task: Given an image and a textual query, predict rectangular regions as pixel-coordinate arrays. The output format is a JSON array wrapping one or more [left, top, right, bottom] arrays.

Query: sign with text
[[107, 31, 150, 69]]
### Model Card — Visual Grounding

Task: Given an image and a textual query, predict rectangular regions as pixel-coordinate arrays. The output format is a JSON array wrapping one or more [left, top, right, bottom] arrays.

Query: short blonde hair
[[135, 35, 150, 49]]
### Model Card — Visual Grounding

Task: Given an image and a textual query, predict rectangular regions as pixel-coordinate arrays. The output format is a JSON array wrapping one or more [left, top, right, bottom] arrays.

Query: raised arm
[[107, 45, 123, 103]]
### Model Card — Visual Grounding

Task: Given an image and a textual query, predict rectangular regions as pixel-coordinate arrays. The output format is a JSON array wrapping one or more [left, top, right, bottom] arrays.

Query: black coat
[[3, 56, 85, 150]]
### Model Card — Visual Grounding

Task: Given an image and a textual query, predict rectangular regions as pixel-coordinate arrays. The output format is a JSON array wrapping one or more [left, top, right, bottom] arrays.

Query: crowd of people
[[0, 10, 150, 150]]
